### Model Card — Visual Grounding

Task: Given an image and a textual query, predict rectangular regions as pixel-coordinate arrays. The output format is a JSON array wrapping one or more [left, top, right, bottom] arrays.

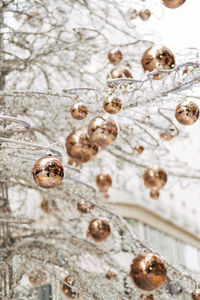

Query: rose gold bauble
[[163, 0, 185, 9], [103, 94, 122, 114], [192, 289, 200, 300], [143, 168, 167, 190], [110, 67, 133, 80], [108, 49, 123, 65], [135, 145, 144, 154], [139, 9, 151, 21], [29, 270, 47, 286], [62, 275, 76, 299], [77, 199, 94, 213], [129, 9, 138, 20], [141, 46, 175, 79], [40, 198, 49, 213], [150, 190, 160, 199], [87, 218, 111, 242], [160, 130, 174, 141], [140, 295, 154, 300], [70, 102, 88, 120], [130, 253, 167, 291], [96, 174, 112, 192], [175, 101, 199, 125], [32, 156, 64, 189], [66, 129, 99, 163], [88, 116, 118, 147], [105, 270, 117, 280]]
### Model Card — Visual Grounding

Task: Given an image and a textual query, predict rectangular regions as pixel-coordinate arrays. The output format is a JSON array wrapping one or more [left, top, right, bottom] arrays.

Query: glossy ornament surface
[[150, 190, 160, 199], [192, 289, 200, 300], [105, 270, 117, 280], [141, 46, 175, 79], [77, 199, 94, 213], [143, 168, 167, 190], [96, 174, 112, 192], [163, 0, 185, 9], [135, 145, 144, 154], [88, 116, 118, 147], [70, 102, 88, 120], [108, 48, 123, 65], [139, 9, 151, 21], [130, 253, 167, 291], [62, 275, 77, 299], [175, 101, 199, 125], [87, 218, 111, 242], [103, 94, 122, 114], [32, 156, 64, 189], [40, 198, 49, 213], [110, 67, 133, 80], [29, 270, 47, 286], [66, 129, 99, 163], [160, 130, 174, 141]]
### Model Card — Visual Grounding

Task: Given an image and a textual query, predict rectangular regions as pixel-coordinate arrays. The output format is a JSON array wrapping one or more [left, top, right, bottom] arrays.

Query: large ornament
[[66, 129, 99, 163], [87, 218, 111, 242], [96, 174, 112, 193], [32, 156, 64, 189], [70, 101, 88, 120], [130, 253, 167, 291], [88, 116, 118, 147], [108, 48, 123, 65], [143, 168, 167, 191], [77, 199, 94, 213], [29, 270, 47, 286], [103, 94, 122, 114], [192, 289, 200, 300], [141, 46, 175, 79], [175, 101, 199, 125], [163, 0, 185, 9], [139, 9, 151, 21]]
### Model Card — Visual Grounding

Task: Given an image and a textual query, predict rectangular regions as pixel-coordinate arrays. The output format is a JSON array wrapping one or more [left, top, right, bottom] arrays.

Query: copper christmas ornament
[[130, 253, 167, 291], [192, 289, 200, 300], [87, 218, 111, 242], [96, 174, 112, 192], [139, 9, 151, 21], [32, 156, 64, 189], [150, 190, 160, 199], [66, 129, 99, 163], [108, 48, 123, 65], [62, 275, 77, 299], [77, 199, 94, 213], [103, 94, 122, 114], [29, 270, 47, 286], [88, 116, 118, 147], [135, 145, 144, 154], [105, 270, 117, 280], [175, 101, 199, 125], [160, 130, 174, 141], [140, 295, 154, 300], [143, 168, 167, 190], [40, 198, 49, 213], [141, 46, 175, 79], [110, 67, 133, 80], [70, 102, 88, 120], [163, 0, 185, 9]]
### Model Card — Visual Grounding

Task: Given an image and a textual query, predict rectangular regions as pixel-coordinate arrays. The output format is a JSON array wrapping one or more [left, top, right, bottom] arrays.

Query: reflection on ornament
[[40, 198, 49, 213], [88, 116, 118, 147], [163, 0, 185, 9], [150, 190, 160, 199], [66, 129, 99, 163], [87, 218, 111, 242], [32, 156, 64, 189], [29, 270, 47, 286], [105, 270, 117, 280], [103, 94, 122, 114], [175, 101, 199, 125], [62, 275, 77, 299], [110, 67, 133, 80], [70, 102, 88, 120], [129, 9, 138, 20], [160, 130, 174, 141], [141, 46, 175, 79], [143, 168, 167, 191], [139, 9, 151, 21], [192, 289, 200, 300], [108, 49, 123, 65], [77, 199, 94, 213], [135, 145, 144, 154], [130, 253, 167, 291], [96, 174, 112, 192]]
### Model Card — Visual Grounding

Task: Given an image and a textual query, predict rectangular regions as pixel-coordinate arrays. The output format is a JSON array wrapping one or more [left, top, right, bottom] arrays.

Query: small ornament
[[139, 9, 151, 21], [143, 168, 167, 191], [160, 130, 173, 141], [150, 190, 160, 199], [62, 275, 77, 299], [29, 270, 47, 286], [87, 218, 111, 242], [77, 199, 94, 213], [108, 48, 123, 65], [40, 198, 49, 213], [192, 289, 200, 300], [88, 116, 118, 147], [175, 101, 199, 125], [135, 145, 144, 154], [103, 94, 122, 114], [66, 129, 99, 163], [129, 9, 138, 20], [141, 46, 175, 79], [32, 156, 64, 189], [70, 102, 88, 120], [96, 174, 112, 192], [163, 0, 185, 9], [140, 295, 154, 300], [130, 253, 167, 291], [105, 270, 117, 280], [110, 67, 133, 80]]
